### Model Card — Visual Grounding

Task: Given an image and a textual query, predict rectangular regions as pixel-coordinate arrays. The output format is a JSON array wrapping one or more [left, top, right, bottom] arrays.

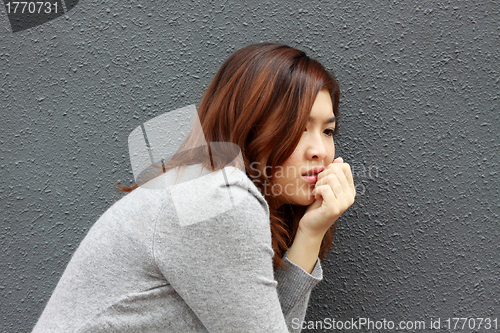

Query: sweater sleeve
[[152, 168, 320, 332], [275, 253, 323, 333]]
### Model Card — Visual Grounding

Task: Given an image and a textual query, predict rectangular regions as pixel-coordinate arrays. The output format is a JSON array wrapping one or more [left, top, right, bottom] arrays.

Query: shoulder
[[152, 165, 274, 261], [162, 164, 269, 227]]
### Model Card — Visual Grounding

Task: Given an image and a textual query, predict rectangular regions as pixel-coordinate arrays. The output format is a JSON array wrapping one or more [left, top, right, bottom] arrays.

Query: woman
[[32, 42, 356, 332]]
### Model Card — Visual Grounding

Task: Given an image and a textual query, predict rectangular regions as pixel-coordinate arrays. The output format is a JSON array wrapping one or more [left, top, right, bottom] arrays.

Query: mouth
[[301, 166, 325, 183]]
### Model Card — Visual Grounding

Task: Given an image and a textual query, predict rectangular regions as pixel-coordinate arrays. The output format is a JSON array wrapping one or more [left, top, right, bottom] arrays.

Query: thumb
[[334, 157, 344, 163]]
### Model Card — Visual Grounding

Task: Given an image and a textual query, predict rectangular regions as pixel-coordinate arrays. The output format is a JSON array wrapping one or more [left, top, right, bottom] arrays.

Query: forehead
[[308, 90, 335, 123]]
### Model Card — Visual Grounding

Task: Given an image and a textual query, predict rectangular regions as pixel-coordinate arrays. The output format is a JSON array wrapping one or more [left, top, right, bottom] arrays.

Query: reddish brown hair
[[115, 42, 341, 268]]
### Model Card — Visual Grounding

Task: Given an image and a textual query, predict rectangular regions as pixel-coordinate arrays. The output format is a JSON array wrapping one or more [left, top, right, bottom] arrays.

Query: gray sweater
[[32, 164, 323, 332]]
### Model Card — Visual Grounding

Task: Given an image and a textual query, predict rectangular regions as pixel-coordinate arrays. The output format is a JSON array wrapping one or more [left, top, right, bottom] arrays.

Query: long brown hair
[[115, 42, 341, 268]]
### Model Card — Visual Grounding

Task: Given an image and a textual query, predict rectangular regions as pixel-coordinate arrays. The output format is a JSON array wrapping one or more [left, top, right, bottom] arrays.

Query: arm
[[154, 178, 291, 332], [276, 157, 356, 332], [288, 157, 356, 273], [274, 251, 323, 333], [287, 229, 324, 274]]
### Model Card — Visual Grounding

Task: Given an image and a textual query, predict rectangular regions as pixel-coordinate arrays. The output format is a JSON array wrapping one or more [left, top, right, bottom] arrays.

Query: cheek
[[281, 147, 302, 168], [284, 155, 302, 173], [325, 140, 335, 162]]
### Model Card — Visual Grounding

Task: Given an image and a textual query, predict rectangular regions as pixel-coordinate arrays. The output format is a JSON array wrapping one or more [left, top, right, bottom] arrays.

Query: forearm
[[274, 253, 323, 333], [286, 228, 326, 274]]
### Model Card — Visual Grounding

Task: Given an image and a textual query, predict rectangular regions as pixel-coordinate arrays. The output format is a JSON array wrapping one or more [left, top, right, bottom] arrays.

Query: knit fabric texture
[[32, 164, 323, 332]]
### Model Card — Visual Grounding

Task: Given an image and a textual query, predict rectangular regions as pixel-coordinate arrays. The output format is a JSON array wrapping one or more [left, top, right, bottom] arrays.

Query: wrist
[[287, 228, 325, 274], [296, 225, 329, 241]]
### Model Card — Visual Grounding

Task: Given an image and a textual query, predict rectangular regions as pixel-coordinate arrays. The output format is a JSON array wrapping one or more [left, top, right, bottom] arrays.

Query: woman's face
[[273, 89, 336, 206]]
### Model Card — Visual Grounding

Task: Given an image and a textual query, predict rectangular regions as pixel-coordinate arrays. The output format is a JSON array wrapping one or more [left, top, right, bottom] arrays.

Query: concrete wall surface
[[1, 0, 498, 332]]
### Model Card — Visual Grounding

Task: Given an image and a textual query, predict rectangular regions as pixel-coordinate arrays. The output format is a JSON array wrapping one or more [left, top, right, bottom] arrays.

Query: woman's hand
[[287, 157, 355, 273], [299, 157, 356, 238]]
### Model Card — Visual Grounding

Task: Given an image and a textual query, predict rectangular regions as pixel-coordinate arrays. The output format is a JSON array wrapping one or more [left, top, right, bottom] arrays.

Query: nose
[[304, 135, 330, 160]]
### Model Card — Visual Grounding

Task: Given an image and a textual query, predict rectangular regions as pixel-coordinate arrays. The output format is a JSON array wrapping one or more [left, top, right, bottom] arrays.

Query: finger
[[313, 184, 338, 213], [318, 173, 344, 200], [330, 161, 355, 197], [333, 167, 350, 195], [317, 162, 345, 185], [318, 166, 354, 202], [342, 163, 355, 195], [333, 157, 343, 163], [314, 169, 334, 188], [316, 161, 339, 183]]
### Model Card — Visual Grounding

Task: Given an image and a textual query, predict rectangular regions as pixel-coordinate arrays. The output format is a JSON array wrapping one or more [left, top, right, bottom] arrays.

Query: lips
[[301, 166, 325, 183]]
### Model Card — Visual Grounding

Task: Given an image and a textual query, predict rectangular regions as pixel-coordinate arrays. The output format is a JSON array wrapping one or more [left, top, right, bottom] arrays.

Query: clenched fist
[[299, 157, 356, 237]]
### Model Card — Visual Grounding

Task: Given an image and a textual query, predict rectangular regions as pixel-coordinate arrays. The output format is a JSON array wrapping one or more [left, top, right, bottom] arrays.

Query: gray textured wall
[[1, 0, 498, 332]]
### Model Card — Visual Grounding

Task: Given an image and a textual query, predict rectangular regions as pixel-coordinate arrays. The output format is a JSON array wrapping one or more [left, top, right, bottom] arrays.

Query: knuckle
[[327, 164, 340, 173], [326, 174, 336, 182], [346, 165, 352, 175]]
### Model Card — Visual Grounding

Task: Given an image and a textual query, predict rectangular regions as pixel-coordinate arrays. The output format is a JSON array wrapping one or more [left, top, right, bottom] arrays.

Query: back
[[32, 164, 321, 333]]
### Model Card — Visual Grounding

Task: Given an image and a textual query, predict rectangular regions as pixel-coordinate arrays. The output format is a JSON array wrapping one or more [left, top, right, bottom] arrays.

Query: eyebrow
[[309, 116, 336, 124]]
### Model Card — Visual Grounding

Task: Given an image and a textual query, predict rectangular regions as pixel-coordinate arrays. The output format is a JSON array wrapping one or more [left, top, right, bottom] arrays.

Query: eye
[[324, 128, 335, 137]]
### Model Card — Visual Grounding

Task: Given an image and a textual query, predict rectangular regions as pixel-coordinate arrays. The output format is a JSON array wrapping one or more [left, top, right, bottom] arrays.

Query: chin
[[300, 197, 316, 206]]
